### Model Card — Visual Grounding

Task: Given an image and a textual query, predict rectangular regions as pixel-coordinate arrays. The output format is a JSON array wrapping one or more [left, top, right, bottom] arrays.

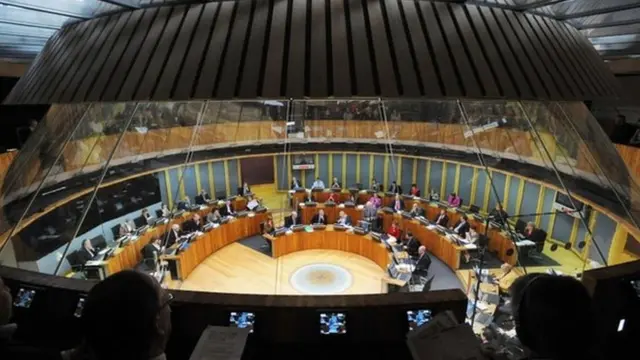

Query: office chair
[[421, 276, 435, 292], [156, 209, 163, 218], [515, 220, 527, 234], [527, 229, 547, 261], [66, 251, 85, 275], [90, 235, 107, 250]]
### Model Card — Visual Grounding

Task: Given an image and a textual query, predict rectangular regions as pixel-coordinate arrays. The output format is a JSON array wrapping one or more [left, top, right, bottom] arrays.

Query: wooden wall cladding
[[4, 0, 620, 104]]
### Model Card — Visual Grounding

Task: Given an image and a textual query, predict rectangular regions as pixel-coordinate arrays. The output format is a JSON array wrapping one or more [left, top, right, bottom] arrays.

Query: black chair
[[515, 220, 527, 234], [111, 224, 121, 239], [421, 276, 435, 292], [90, 235, 106, 250], [469, 204, 480, 213], [156, 209, 164, 218], [134, 216, 146, 228], [215, 191, 227, 200], [66, 251, 84, 273]]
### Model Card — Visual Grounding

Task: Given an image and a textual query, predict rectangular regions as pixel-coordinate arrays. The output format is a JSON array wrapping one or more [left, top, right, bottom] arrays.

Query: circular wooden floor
[[171, 243, 388, 295]]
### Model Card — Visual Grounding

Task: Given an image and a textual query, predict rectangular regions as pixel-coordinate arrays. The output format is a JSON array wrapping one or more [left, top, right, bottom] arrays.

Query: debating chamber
[[0, 0, 640, 359]]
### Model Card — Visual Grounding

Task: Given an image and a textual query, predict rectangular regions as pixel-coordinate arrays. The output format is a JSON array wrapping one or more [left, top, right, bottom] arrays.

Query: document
[[189, 325, 249, 360]]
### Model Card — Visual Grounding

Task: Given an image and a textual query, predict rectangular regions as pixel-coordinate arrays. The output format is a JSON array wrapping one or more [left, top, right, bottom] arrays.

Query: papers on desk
[[285, 230, 293, 235], [426, 224, 436, 230], [338, 203, 345, 208], [85, 260, 104, 266], [356, 204, 364, 210], [396, 263, 415, 272], [515, 239, 536, 247], [385, 235, 398, 245], [189, 325, 249, 360]]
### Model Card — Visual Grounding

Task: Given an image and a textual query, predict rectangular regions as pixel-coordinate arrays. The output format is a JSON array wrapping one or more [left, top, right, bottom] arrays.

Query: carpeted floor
[[238, 235, 272, 257]]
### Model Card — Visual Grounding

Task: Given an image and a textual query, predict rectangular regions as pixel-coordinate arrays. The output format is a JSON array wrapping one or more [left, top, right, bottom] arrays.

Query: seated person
[[165, 224, 181, 248], [451, 215, 470, 237], [291, 176, 302, 190], [206, 209, 222, 224], [78, 239, 100, 264], [195, 189, 211, 205], [284, 211, 300, 228], [326, 192, 338, 204], [219, 200, 235, 217], [433, 209, 449, 227], [241, 182, 251, 196], [141, 237, 163, 270], [447, 192, 461, 207], [429, 188, 440, 201], [182, 214, 203, 233], [403, 231, 420, 257], [160, 203, 171, 217], [311, 177, 325, 190], [262, 216, 276, 251], [336, 211, 352, 226], [388, 220, 401, 239], [409, 203, 424, 217], [177, 196, 191, 211], [388, 181, 401, 194], [69, 270, 172, 360], [462, 227, 480, 263], [489, 203, 509, 225], [141, 208, 153, 226], [343, 195, 356, 206], [371, 178, 379, 191], [391, 193, 404, 212], [311, 210, 328, 225], [523, 222, 546, 250], [119, 219, 135, 237], [410, 183, 421, 197], [371, 193, 382, 208], [245, 195, 260, 211], [330, 177, 341, 189], [414, 246, 431, 274]]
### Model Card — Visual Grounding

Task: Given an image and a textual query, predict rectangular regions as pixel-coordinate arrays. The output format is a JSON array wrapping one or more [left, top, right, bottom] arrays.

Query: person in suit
[[330, 177, 341, 189], [291, 177, 302, 190], [371, 178, 379, 191], [433, 209, 449, 227], [409, 203, 424, 217], [392, 194, 404, 212], [311, 210, 327, 225], [524, 222, 546, 250], [220, 200, 235, 217], [447, 192, 461, 208], [410, 184, 421, 197], [451, 215, 470, 237], [336, 211, 352, 226], [141, 209, 153, 226], [195, 190, 211, 205], [165, 224, 181, 248], [160, 203, 171, 217], [371, 193, 382, 208], [177, 196, 191, 211], [119, 219, 135, 237], [414, 246, 431, 274], [141, 237, 163, 270], [388, 220, 401, 239], [78, 239, 99, 264], [388, 181, 401, 194], [311, 177, 325, 190], [284, 211, 299, 228], [241, 182, 251, 196], [344, 195, 356, 206], [206, 209, 222, 224], [182, 214, 203, 233], [489, 203, 509, 226], [403, 231, 420, 258]]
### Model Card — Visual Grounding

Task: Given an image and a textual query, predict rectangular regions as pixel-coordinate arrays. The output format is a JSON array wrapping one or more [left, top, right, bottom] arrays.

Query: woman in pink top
[[447, 193, 461, 207], [371, 193, 382, 208]]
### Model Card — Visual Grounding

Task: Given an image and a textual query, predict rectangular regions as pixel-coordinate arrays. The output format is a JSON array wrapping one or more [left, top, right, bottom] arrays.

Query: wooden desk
[[298, 203, 363, 225], [161, 212, 268, 280], [270, 225, 390, 270]]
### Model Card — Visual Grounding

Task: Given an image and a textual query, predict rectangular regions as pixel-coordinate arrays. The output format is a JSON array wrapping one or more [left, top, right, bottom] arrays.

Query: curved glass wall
[[0, 99, 638, 331]]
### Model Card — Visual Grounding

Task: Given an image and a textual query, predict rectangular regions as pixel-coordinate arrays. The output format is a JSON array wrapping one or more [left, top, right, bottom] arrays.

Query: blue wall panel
[[303, 169, 315, 188], [506, 176, 520, 215], [590, 212, 616, 263], [157, 173, 169, 206], [360, 155, 371, 188], [276, 155, 288, 190], [332, 154, 343, 184], [212, 161, 226, 197], [430, 161, 443, 196], [552, 212, 574, 243], [198, 163, 211, 194], [474, 169, 487, 209], [227, 160, 239, 194], [417, 159, 427, 192], [182, 165, 197, 199], [346, 154, 358, 187], [539, 188, 556, 233], [168, 168, 181, 204], [519, 181, 540, 223], [401, 157, 414, 192], [389, 155, 400, 183], [445, 163, 457, 199], [318, 154, 329, 184], [458, 166, 473, 206], [373, 155, 385, 187], [488, 172, 506, 210]]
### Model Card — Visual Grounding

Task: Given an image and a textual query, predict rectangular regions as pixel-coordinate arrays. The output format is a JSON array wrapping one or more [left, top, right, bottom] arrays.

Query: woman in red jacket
[[388, 220, 401, 239]]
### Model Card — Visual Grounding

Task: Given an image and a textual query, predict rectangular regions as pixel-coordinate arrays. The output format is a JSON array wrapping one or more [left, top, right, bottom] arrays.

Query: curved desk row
[[269, 225, 390, 270], [161, 213, 269, 280], [298, 203, 363, 225], [83, 197, 249, 278]]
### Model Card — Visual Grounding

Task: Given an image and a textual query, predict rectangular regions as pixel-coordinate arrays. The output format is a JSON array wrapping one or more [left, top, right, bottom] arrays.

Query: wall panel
[[473, 169, 487, 209], [445, 163, 457, 198], [6, 1, 619, 104], [346, 154, 358, 187], [318, 154, 330, 185], [506, 176, 520, 215], [430, 160, 443, 197], [360, 155, 371, 187], [332, 154, 344, 184], [519, 181, 540, 224], [488, 172, 506, 210], [227, 160, 239, 194], [590, 212, 616, 264], [373, 155, 385, 188], [552, 212, 574, 244], [458, 165, 473, 205], [212, 161, 226, 197], [539, 187, 556, 234]]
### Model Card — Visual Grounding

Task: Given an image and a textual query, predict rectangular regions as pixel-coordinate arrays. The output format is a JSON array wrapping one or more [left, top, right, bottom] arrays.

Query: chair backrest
[[111, 224, 120, 238], [469, 205, 480, 213], [215, 191, 226, 200], [134, 216, 146, 228], [156, 209, 163, 217], [90, 235, 106, 249], [421, 276, 435, 292], [515, 220, 527, 233], [66, 251, 81, 268]]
